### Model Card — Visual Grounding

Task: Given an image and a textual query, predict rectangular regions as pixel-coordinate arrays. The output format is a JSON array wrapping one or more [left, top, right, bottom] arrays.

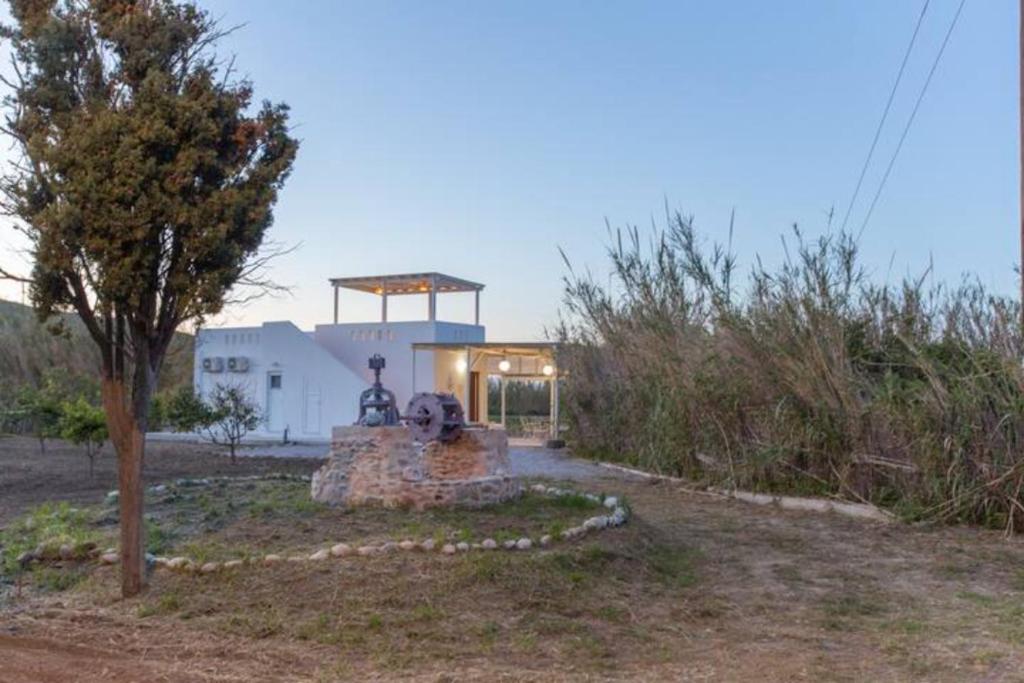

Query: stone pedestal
[[311, 425, 520, 509]]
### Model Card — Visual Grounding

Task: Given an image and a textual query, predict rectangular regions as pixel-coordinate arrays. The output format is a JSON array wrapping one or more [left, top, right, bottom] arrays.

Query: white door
[[266, 372, 284, 432], [303, 381, 321, 434]]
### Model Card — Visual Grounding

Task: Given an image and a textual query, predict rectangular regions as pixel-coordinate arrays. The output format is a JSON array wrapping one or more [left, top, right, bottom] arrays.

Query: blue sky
[[0, 1, 1017, 339]]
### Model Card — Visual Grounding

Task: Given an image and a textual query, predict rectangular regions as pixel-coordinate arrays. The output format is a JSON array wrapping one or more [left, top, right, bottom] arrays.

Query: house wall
[[313, 321, 484, 411], [194, 319, 488, 440], [194, 321, 369, 440]]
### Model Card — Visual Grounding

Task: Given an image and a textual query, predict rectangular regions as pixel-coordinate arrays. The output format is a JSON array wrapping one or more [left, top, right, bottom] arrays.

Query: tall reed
[[557, 211, 1024, 531]]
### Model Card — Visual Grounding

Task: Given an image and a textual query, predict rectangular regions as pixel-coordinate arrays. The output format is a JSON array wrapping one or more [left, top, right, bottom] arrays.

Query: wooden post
[[333, 285, 339, 324], [474, 290, 480, 325], [381, 293, 388, 323]]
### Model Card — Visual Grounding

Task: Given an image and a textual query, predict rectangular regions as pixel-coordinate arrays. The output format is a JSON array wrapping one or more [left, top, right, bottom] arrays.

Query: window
[[270, 375, 282, 389]]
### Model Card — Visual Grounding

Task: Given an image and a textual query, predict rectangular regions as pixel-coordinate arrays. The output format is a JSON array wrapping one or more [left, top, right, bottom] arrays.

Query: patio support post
[[411, 348, 417, 393], [464, 347, 472, 420], [549, 372, 560, 439], [333, 285, 339, 324], [500, 375, 507, 428], [381, 293, 388, 323], [474, 290, 480, 325], [428, 276, 437, 321]]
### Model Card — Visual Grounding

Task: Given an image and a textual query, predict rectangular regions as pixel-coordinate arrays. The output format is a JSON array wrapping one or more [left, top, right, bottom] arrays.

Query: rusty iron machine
[[356, 355, 465, 442]]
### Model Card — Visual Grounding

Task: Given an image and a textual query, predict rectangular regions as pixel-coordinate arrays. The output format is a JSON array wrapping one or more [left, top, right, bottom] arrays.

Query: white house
[[194, 272, 559, 442]]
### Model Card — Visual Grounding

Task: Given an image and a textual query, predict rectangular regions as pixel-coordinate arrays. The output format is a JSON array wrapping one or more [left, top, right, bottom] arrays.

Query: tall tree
[[0, 0, 297, 596]]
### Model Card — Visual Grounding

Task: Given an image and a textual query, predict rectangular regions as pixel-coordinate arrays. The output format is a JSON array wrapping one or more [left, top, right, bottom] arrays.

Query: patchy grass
[[0, 502, 112, 576], [134, 479, 607, 563]]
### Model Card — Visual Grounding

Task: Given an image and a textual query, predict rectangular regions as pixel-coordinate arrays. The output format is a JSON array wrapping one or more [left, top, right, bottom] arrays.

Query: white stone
[[310, 549, 330, 561], [539, 535, 552, 547], [224, 559, 244, 569], [442, 543, 457, 555], [603, 496, 619, 509], [264, 554, 282, 565], [200, 562, 220, 574], [583, 516, 608, 530], [330, 543, 353, 557], [515, 538, 533, 550], [503, 540, 517, 550], [167, 557, 188, 570], [481, 538, 498, 550], [421, 539, 437, 552], [455, 542, 470, 552], [530, 484, 547, 493], [287, 555, 307, 562], [357, 545, 379, 556], [99, 552, 119, 565], [399, 540, 417, 551], [380, 542, 399, 553]]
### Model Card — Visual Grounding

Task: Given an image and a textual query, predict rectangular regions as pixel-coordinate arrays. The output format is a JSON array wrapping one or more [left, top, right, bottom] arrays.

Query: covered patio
[[410, 342, 562, 445]]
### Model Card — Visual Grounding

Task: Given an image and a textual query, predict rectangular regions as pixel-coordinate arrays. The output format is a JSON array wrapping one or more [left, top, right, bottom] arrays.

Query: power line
[[857, 0, 968, 241], [840, 0, 931, 233]]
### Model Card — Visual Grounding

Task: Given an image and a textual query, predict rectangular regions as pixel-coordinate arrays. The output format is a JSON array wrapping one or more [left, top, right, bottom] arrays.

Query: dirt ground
[[0, 435, 321, 524], [2, 435, 1024, 682]]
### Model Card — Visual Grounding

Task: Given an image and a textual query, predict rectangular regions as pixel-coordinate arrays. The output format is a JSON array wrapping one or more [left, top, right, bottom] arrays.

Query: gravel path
[[232, 441, 633, 483]]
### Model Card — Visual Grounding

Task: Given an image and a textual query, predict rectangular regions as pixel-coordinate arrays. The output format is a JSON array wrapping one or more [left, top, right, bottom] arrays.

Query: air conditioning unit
[[227, 356, 250, 373], [202, 357, 225, 373]]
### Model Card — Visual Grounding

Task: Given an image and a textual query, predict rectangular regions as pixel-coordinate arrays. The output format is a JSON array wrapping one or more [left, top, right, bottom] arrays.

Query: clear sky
[[0, 1, 1017, 339]]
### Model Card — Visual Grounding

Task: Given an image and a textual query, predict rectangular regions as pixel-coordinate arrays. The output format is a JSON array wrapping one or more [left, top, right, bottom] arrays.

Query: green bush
[[559, 211, 1024, 531], [58, 397, 108, 477]]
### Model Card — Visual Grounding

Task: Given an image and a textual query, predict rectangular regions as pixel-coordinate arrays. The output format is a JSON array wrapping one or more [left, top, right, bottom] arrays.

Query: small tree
[[14, 383, 63, 452], [58, 397, 108, 477], [202, 384, 261, 464]]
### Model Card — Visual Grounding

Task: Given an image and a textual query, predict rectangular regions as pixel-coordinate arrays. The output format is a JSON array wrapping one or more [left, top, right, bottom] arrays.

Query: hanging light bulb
[[542, 364, 554, 376], [455, 358, 468, 373], [498, 359, 511, 373]]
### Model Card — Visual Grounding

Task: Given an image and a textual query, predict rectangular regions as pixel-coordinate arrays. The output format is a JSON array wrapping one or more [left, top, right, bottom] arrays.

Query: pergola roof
[[412, 342, 557, 358], [328, 272, 484, 296]]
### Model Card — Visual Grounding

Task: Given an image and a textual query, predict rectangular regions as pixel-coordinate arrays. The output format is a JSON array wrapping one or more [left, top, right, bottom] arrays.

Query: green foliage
[[58, 396, 108, 476], [203, 384, 262, 462], [12, 383, 62, 448], [0, 502, 106, 577], [165, 385, 211, 433], [559, 210, 1024, 531], [167, 383, 262, 461]]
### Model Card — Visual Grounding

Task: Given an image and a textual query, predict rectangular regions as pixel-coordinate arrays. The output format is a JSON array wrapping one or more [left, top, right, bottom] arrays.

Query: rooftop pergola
[[329, 272, 485, 324]]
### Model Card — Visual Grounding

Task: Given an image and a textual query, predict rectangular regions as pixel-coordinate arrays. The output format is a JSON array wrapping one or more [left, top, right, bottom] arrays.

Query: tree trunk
[[229, 441, 236, 464], [102, 378, 149, 598]]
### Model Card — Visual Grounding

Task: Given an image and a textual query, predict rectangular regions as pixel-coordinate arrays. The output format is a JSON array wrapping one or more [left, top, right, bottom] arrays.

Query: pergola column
[[549, 371, 560, 439], [474, 290, 480, 325], [333, 285, 339, 324], [381, 293, 388, 322]]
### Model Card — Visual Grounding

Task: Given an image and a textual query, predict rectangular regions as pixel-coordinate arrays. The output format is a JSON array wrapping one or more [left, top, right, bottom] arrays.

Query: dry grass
[[558, 211, 1024, 531]]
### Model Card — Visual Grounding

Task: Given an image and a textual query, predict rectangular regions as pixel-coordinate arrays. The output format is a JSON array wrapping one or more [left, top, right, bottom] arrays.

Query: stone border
[[92, 482, 631, 575], [597, 461, 894, 523]]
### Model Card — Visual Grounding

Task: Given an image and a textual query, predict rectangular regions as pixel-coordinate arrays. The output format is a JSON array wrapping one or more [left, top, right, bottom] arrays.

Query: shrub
[[558, 210, 1024, 531], [58, 397, 108, 477]]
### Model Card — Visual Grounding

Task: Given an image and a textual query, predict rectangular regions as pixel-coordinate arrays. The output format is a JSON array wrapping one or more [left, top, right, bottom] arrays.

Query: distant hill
[[0, 298, 193, 394]]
